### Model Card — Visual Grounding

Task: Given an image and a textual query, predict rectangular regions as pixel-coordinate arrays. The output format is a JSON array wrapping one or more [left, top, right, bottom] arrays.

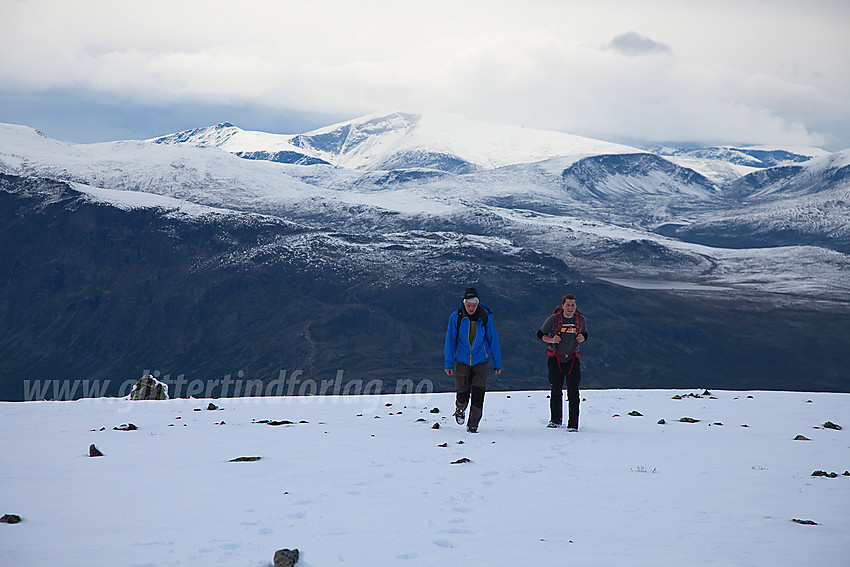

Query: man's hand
[[445, 368, 453, 376], [495, 369, 502, 375], [576, 334, 586, 344], [546, 334, 561, 344]]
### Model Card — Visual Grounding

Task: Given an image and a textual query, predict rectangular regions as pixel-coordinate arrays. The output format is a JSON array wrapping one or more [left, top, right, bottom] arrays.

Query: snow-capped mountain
[[2, 115, 849, 400], [153, 111, 643, 173]]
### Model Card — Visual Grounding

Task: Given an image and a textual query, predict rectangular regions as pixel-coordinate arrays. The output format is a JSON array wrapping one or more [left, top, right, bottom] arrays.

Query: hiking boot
[[454, 409, 465, 425], [466, 425, 478, 433], [567, 426, 578, 432], [547, 421, 562, 428]]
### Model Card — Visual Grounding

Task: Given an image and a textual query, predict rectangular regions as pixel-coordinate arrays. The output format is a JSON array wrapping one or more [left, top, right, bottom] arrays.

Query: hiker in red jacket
[[537, 293, 588, 431]]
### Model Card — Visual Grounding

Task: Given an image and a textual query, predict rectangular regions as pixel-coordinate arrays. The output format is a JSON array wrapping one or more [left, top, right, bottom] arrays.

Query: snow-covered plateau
[[1, 389, 847, 566]]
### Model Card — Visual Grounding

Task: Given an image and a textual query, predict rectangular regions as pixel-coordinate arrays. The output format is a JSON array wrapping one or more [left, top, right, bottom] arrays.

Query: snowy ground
[[1, 389, 848, 567]]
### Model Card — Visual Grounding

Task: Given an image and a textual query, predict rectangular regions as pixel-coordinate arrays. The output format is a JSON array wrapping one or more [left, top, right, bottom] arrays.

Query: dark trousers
[[548, 357, 581, 428], [455, 361, 488, 428]]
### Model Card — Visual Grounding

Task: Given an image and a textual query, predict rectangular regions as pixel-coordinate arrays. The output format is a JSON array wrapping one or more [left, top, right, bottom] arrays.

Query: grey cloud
[[610, 32, 672, 56]]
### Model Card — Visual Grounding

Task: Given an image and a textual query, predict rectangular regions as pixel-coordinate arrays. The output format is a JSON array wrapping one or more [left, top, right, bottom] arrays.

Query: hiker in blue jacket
[[538, 293, 588, 431], [444, 287, 503, 433]]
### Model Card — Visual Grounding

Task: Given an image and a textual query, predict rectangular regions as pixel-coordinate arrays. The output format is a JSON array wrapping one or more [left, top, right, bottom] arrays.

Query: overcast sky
[[1, 0, 848, 150]]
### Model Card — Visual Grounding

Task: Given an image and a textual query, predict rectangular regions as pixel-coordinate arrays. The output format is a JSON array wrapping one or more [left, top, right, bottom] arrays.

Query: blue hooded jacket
[[444, 305, 503, 370]]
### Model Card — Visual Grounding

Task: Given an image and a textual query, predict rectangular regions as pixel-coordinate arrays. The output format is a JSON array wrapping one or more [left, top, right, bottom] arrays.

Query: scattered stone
[[457, 440, 464, 444], [843, 471, 850, 476], [679, 417, 700, 423], [385, 403, 392, 407], [432, 423, 440, 429], [430, 407, 440, 414], [416, 418, 427, 423], [612, 414, 620, 418], [702, 390, 711, 396], [712, 422, 724, 426], [792, 519, 817, 525], [208, 403, 219, 411], [451, 458, 471, 464], [89, 444, 103, 457], [811, 470, 838, 478], [129, 374, 168, 400], [506, 395, 511, 398], [741, 424, 749, 428], [255, 419, 295, 426], [230, 456, 262, 462], [806, 400, 813, 403], [657, 419, 666, 425], [274, 548, 300, 567], [628, 411, 643, 417], [114, 423, 137, 431], [194, 408, 201, 412], [794, 435, 811, 441], [747, 395, 754, 399], [438, 443, 448, 448], [671, 395, 683, 400], [215, 421, 225, 426], [0, 514, 22, 524], [299, 420, 309, 424], [823, 421, 842, 430]]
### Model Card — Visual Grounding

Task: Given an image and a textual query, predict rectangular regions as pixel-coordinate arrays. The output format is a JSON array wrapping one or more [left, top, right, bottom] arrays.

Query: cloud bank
[[1, 0, 848, 149]]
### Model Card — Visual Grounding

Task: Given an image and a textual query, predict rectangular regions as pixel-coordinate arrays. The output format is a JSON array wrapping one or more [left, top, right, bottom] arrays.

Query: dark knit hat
[[463, 287, 479, 300]]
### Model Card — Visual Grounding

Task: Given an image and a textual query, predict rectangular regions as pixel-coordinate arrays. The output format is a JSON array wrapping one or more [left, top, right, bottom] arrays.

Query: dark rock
[[811, 470, 838, 478], [430, 407, 440, 414], [230, 456, 262, 462], [451, 458, 471, 464], [89, 444, 103, 457], [657, 419, 666, 425], [792, 519, 817, 525], [208, 403, 219, 411], [679, 417, 700, 423], [274, 548, 300, 567], [432, 423, 440, 429], [129, 374, 168, 400], [416, 418, 427, 423], [823, 421, 842, 430], [114, 423, 137, 431], [794, 435, 811, 441], [1, 514, 22, 524], [438, 443, 448, 447], [628, 411, 643, 417]]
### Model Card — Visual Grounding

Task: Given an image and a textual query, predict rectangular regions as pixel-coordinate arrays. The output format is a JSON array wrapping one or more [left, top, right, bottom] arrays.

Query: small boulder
[[793, 435, 811, 441], [208, 403, 219, 411], [89, 444, 103, 457], [114, 423, 137, 431], [432, 423, 440, 430], [823, 421, 842, 430], [628, 411, 643, 417], [274, 548, 299, 567], [430, 407, 440, 414], [451, 458, 471, 465], [129, 374, 168, 400], [0, 514, 22, 524], [230, 456, 262, 462]]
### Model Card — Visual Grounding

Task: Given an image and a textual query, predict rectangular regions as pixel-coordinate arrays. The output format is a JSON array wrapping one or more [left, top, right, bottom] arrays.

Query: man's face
[[464, 298, 479, 315], [562, 298, 577, 317]]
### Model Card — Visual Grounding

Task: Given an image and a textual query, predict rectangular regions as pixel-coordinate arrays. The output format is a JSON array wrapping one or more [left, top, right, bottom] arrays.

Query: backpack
[[454, 303, 491, 349], [546, 306, 583, 360]]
